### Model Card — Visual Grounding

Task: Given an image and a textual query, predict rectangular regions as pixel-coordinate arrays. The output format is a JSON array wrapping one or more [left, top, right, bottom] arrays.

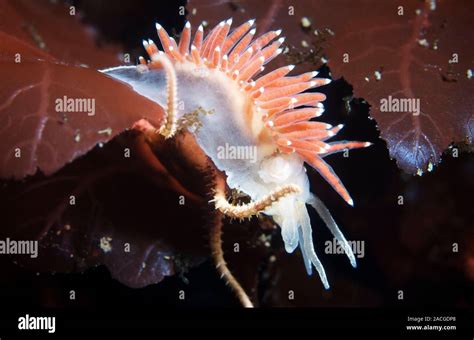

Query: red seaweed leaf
[[0, 1, 206, 290], [0, 34, 164, 179], [0, 133, 208, 288], [187, 0, 473, 174], [0, 30, 56, 62], [0, 0, 121, 68]]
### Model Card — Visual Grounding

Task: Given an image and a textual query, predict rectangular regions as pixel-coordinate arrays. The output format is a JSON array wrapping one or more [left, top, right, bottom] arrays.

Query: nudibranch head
[[102, 19, 372, 289]]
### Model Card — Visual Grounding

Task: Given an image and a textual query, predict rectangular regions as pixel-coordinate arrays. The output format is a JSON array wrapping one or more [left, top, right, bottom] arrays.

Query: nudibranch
[[102, 19, 371, 295]]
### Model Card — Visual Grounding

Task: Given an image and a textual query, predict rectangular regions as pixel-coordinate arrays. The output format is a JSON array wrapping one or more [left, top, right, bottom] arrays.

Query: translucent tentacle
[[299, 204, 330, 289], [308, 194, 357, 268], [280, 204, 299, 253], [298, 227, 313, 276]]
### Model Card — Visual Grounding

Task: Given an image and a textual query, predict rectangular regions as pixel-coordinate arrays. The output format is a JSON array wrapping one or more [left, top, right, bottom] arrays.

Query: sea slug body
[[102, 18, 371, 290]]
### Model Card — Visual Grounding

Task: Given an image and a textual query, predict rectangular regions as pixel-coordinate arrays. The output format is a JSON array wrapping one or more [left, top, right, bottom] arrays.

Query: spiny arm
[[212, 183, 301, 219]]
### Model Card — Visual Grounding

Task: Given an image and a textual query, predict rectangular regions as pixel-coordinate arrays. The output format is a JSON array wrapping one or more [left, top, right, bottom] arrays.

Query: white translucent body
[[102, 62, 356, 289]]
